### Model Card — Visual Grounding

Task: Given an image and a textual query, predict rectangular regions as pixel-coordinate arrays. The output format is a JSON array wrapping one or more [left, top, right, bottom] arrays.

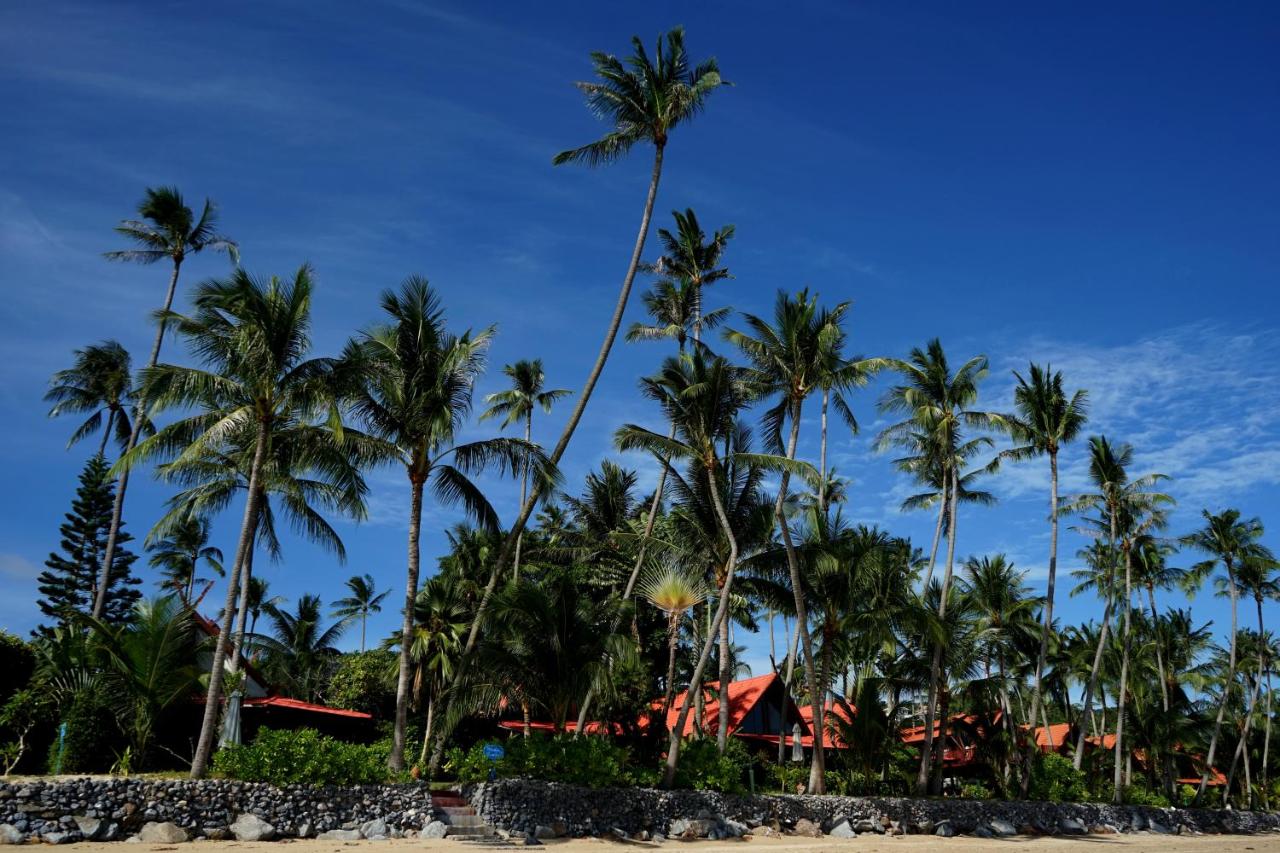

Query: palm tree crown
[[45, 340, 139, 455], [104, 186, 238, 266]]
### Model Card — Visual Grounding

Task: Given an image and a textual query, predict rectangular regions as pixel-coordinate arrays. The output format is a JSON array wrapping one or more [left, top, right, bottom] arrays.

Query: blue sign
[[483, 743, 505, 761]]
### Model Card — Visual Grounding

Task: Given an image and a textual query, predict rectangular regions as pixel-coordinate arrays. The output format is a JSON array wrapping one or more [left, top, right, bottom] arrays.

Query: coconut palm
[[1236, 554, 1280, 807], [146, 514, 223, 606], [244, 577, 284, 655], [646, 208, 734, 344], [639, 566, 708, 718], [121, 264, 344, 778], [94, 187, 237, 621], [45, 341, 139, 457], [1181, 509, 1274, 802], [1000, 363, 1088, 794], [616, 350, 813, 785], [257, 594, 346, 702], [333, 574, 389, 652], [404, 576, 469, 766], [876, 338, 1001, 794], [343, 276, 554, 773], [480, 359, 570, 578]]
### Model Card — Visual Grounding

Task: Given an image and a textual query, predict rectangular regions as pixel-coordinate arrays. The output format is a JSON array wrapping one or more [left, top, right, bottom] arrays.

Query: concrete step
[[444, 815, 488, 829]]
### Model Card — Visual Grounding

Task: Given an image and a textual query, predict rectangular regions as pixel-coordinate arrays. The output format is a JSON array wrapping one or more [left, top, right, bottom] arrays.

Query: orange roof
[[1031, 723, 1073, 751], [797, 699, 856, 749], [243, 695, 372, 720], [663, 673, 803, 739]]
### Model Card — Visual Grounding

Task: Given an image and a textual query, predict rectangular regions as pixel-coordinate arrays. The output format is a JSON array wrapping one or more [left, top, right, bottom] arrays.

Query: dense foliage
[[212, 727, 390, 786]]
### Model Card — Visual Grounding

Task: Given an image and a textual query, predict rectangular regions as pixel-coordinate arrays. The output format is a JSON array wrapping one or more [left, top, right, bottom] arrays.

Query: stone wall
[[466, 778, 1280, 839], [0, 778, 436, 843]]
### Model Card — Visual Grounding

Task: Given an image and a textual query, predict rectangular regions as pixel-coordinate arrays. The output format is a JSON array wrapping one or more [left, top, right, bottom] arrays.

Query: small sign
[[483, 743, 505, 761]]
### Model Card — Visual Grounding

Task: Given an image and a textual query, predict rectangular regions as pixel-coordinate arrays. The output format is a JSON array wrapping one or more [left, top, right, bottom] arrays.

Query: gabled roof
[[663, 672, 809, 739]]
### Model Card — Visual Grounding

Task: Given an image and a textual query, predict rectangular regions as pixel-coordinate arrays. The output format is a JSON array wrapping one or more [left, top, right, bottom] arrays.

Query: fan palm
[[1001, 363, 1088, 794], [95, 187, 237, 621], [333, 573, 389, 652], [121, 264, 346, 778], [1181, 509, 1274, 802], [638, 566, 708, 718], [45, 340, 139, 456], [480, 359, 570, 578], [343, 276, 554, 772], [146, 513, 223, 606]]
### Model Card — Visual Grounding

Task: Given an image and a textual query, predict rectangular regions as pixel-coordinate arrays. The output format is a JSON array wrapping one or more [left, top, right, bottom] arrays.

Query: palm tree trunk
[[390, 476, 425, 773], [717, 597, 731, 754], [94, 256, 183, 619], [662, 617, 680, 720], [775, 400, 825, 793], [1146, 586, 1170, 711], [1262, 653, 1273, 810], [190, 422, 267, 779], [97, 409, 116, 460], [230, 538, 256, 671], [1198, 561, 1237, 802], [417, 692, 436, 767], [662, 462, 739, 788], [923, 487, 947, 588], [514, 415, 531, 580], [917, 464, 959, 794], [1113, 544, 1134, 803], [1021, 448, 1059, 796], [360, 611, 367, 653], [818, 388, 828, 516], [1074, 508, 1119, 771]]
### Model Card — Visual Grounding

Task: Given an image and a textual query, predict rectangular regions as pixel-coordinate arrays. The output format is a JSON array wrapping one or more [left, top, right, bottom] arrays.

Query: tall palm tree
[[257, 594, 346, 702], [639, 566, 708, 718], [146, 513, 223, 606], [1236, 554, 1280, 807], [1181, 509, 1274, 802], [332, 573, 389, 652], [344, 277, 553, 773], [725, 288, 855, 792], [121, 264, 342, 778], [646, 208, 734, 344], [95, 187, 237, 620], [480, 359, 570, 578], [450, 32, 729, 712], [877, 338, 1000, 794], [45, 340, 139, 457], [616, 350, 811, 785], [1001, 363, 1088, 794]]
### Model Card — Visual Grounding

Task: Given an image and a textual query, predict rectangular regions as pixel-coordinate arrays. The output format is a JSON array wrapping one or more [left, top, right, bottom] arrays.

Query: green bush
[[446, 734, 642, 788], [1121, 785, 1170, 807], [213, 727, 390, 785], [47, 686, 120, 774], [959, 780, 994, 800], [670, 737, 750, 793], [0, 631, 35, 706], [1027, 752, 1088, 803], [326, 650, 397, 719], [771, 762, 809, 794]]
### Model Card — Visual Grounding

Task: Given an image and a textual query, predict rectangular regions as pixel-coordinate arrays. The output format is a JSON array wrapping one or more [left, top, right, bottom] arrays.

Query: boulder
[[911, 819, 934, 835], [723, 820, 748, 838], [360, 818, 388, 840], [534, 825, 558, 840], [828, 820, 856, 839], [231, 814, 275, 842], [935, 821, 956, 838], [40, 832, 74, 845], [72, 817, 103, 840], [793, 818, 822, 838], [0, 825, 24, 845], [318, 828, 363, 841], [1149, 821, 1172, 834], [854, 818, 881, 834], [990, 819, 1017, 837], [1090, 824, 1119, 835], [1059, 819, 1087, 836], [973, 826, 994, 839], [421, 821, 448, 840], [668, 818, 690, 837], [139, 822, 189, 843]]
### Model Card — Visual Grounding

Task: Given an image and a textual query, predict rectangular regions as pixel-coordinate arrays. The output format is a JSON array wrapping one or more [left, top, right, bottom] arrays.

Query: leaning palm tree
[[449, 32, 729, 713], [45, 340, 139, 456], [1000, 363, 1088, 794], [877, 338, 1001, 794], [94, 187, 237, 620], [332, 573, 389, 652], [120, 264, 342, 778], [616, 350, 812, 785], [480, 359, 570, 578], [146, 513, 223, 606], [344, 276, 554, 773], [639, 565, 708, 718], [1181, 509, 1274, 802]]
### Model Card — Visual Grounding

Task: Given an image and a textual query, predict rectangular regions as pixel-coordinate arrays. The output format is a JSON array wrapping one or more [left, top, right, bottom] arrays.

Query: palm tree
[[333, 573, 389, 652], [646, 208, 734, 344], [244, 577, 283, 653], [45, 340, 138, 457], [639, 565, 708, 718], [94, 188, 237, 621], [480, 359, 570, 578], [1236, 554, 1280, 807], [403, 575, 469, 765], [1181, 509, 1274, 802], [146, 514, 223, 606], [877, 338, 1000, 794], [616, 350, 811, 785], [344, 276, 553, 773], [258, 594, 346, 702], [1000, 363, 1087, 794], [122, 264, 343, 778], [450, 31, 729, 710], [725, 288, 854, 792]]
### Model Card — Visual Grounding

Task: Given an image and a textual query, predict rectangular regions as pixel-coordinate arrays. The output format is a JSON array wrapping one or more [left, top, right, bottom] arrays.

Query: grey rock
[[828, 820, 856, 839], [140, 821, 189, 843], [202, 828, 229, 841], [41, 832, 74, 845], [911, 819, 935, 835], [296, 822, 312, 838], [73, 816, 103, 839], [974, 826, 994, 839], [935, 821, 957, 838], [360, 818, 388, 839], [723, 820, 748, 838], [1149, 821, 1172, 834], [651, 833, 666, 843], [421, 821, 448, 839], [854, 818, 881, 834], [990, 819, 1018, 837], [1059, 818, 1087, 836], [1130, 813, 1149, 831], [317, 828, 362, 841], [0, 825, 24, 845], [793, 818, 822, 838], [534, 825, 558, 840], [231, 813, 275, 842]]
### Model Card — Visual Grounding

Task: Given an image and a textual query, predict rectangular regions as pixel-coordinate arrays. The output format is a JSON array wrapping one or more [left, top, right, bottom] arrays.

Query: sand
[[54, 834, 1280, 853]]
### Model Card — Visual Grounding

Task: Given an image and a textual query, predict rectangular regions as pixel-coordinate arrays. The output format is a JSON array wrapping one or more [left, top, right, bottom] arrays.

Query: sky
[[1, 1, 1278, 680]]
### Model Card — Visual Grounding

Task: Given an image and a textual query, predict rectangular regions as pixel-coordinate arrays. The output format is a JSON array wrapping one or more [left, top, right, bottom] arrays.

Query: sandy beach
[[51, 835, 1280, 853]]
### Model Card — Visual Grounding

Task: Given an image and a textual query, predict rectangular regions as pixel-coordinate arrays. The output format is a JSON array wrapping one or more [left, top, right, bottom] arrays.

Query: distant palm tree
[[639, 566, 708, 718], [405, 576, 469, 765], [45, 340, 139, 457], [258, 594, 346, 702], [646, 208, 734, 344], [1001, 363, 1088, 794], [245, 577, 284, 654], [1181, 509, 1274, 802], [1236, 555, 1280, 807], [480, 359, 570, 578], [94, 187, 237, 621], [344, 277, 552, 773], [333, 573, 389, 652], [146, 514, 223, 606]]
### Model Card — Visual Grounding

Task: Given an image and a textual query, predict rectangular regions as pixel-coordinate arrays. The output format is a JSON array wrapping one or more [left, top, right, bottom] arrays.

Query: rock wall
[[466, 778, 1280, 839], [0, 778, 435, 843]]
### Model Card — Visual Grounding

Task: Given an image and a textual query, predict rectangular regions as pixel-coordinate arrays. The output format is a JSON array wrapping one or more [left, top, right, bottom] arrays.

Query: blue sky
[[1, 1, 1278, 679]]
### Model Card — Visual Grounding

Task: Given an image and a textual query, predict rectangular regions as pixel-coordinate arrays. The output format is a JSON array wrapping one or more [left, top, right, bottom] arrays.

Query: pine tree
[[34, 455, 141, 637]]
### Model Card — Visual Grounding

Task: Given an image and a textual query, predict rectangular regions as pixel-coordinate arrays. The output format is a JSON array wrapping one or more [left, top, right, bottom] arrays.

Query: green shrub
[[1121, 785, 1170, 807], [670, 737, 750, 793], [771, 762, 808, 794], [47, 686, 120, 774], [1027, 752, 1088, 803], [959, 780, 994, 800], [0, 631, 35, 706], [326, 650, 397, 719], [213, 727, 389, 785], [446, 734, 640, 788]]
